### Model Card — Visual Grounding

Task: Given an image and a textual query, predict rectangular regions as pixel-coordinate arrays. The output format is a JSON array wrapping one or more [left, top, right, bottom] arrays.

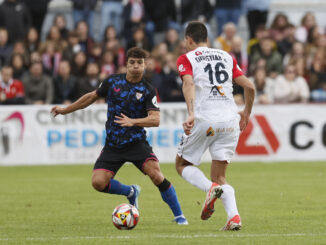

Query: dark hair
[[126, 47, 147, 60], [185, 21, 207, 44]]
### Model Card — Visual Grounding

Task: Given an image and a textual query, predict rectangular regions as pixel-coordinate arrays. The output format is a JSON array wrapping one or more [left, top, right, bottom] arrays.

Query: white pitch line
[[0, 233, 326, 241]]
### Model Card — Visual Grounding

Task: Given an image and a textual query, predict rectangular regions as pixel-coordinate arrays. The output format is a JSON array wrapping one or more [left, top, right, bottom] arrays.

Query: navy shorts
[[93, 141, 158, 176]]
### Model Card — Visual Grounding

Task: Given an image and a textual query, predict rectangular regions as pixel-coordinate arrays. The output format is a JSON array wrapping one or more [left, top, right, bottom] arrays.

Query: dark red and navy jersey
[[96, 73, 159, 149]]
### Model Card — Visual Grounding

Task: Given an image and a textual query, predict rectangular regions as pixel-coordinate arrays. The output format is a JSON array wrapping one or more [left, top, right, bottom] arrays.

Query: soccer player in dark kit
[[51, 47, 188, 225]]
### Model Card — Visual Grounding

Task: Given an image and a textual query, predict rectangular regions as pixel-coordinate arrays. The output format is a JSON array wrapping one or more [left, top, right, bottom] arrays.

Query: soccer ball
[[112, 203, 139, 230]]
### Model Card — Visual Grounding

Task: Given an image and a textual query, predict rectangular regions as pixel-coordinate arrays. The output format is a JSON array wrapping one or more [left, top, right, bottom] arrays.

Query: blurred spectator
[[151, 42, 168, 71], [245, 0, 271, 39], [159, 53, 183, 102], [178, 0, 213, 25], [0, 65, 24, 104], [77, 62, 100, 97], [295, 12, 321, 43], [214, 22, 237, 52], [53, 60, 78, 104], [143, 56, 163, 101], [100, 0, 123, 39], [143, 0, 177, 45], [164, 28, 180, 52], [39, 40, 62, 77], [273, 64, 309, 103], [53, 14, 69, 40], [230, 36, 248, 75], [62, 31, 81, 63], [104, 39, 125, 68], [173, 40, 187, 57], [99, 50, 116, 79], [46, 26, 67, 52], [249, 68, 274, 104], [10, 53, 27, 80], [29, 51, 42, 64], [269, 13, 289, 42], [71, 51, 87, 79], [71, 0, 98, 39], [24, 27, 40, 55], [102, 25, 119, 44], [247, 25, 270, 56], [0, 0, 32, 43], [127, 27, 151, 51], [22, 61, 53, 104], [12, 41, 29, 65], [88, 42, 102, 64], [122, 0, 145, 45], [277, 23, 296, 57], [283, 41, 305, 67], [21, 0, 51, 35], [250, 37, 282, 78], [308, 51, 326, 91], [214, 0, 241, 36], [76, 20, 94, 57], [0, 28, 12, 67], [311, 82, 326, 102]]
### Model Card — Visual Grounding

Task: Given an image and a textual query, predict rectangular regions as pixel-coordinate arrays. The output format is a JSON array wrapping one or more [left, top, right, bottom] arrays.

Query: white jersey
[[177, 47, 244, 122]]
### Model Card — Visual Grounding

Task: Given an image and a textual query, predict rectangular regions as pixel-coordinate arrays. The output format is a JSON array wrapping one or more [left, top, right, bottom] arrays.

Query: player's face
[[126, 57, 145, 76]]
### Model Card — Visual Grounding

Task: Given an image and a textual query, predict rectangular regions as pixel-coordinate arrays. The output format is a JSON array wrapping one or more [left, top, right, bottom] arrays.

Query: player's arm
[[114, 110, 160, 127], [182, 74, 195, 117], [51, 91, 100, 117], [234, 75, 255, 131]]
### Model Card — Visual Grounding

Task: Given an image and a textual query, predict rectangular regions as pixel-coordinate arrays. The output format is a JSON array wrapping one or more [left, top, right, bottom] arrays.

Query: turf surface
[[0, 162, 326, 245]]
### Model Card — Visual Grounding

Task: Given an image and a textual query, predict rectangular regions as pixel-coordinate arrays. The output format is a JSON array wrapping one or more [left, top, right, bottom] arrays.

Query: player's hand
[[114, 113, 134, 127], [51, 106, 66, 117], [238, 110, 250, 131], [183, 115, 195, 135]]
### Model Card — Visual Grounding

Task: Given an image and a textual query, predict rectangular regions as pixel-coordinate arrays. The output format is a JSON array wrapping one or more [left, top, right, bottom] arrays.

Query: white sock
[[181, 166, 212, 192], [220, 184, 239, 220]]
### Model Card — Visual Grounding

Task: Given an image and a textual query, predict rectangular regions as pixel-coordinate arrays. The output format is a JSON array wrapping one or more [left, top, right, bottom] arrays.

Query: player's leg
[[142, 159, 188, 225], [211, 160, 241, 231], [176, 155, 212, 192], [92, 148, 140, 208]]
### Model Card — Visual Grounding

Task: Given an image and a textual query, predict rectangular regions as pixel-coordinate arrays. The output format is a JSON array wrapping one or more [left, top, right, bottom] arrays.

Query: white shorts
[[177, 118, 240, 165]]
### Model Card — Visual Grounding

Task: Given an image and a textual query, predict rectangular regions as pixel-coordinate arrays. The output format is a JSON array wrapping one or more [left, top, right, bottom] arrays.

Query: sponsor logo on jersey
[[210, 85, 225, 96], [178, 64, 185, 72], [206, 127, 215, 136], [195, 51, 202, 56], [136, 92, 143, 100]]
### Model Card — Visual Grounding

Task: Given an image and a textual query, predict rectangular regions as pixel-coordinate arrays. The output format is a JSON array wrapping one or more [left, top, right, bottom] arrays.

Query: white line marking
[[0, 233, 326, 241]]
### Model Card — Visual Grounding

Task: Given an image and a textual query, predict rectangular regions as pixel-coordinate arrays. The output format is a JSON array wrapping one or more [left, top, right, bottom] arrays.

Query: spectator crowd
[[0, 0, 325, 105]]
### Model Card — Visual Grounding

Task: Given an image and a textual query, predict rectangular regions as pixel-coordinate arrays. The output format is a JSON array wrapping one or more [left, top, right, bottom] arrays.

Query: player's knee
[[92, 178, 107, 192], [147, 168, 164, 185]]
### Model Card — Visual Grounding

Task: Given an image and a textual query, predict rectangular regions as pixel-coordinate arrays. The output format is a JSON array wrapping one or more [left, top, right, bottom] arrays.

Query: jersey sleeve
[[176, 54, 193, 78], [146, 87, 160, 111], [96, 79, 110, 98], [232, 57, 244, 79]]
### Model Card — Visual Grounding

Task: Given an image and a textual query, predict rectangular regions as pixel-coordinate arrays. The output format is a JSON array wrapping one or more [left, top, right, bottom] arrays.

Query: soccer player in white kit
[[175, 21, 255, 230]]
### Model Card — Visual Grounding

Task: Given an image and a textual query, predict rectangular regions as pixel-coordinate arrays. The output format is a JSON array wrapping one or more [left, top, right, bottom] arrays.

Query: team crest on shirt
[[136, 92, 143, 100], [178, 64, 185, 72]]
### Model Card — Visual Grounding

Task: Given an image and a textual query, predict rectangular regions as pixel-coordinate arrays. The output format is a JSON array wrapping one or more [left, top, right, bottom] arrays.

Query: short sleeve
[[146, 87, 160, 111], [176, 54, 193, 78], [232, 57, 244, 79], [96, 79, 110, 98]]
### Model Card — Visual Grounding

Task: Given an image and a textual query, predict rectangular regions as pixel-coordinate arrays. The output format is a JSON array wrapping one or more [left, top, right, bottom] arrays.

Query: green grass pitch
[[1, 162, 326, 245]]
